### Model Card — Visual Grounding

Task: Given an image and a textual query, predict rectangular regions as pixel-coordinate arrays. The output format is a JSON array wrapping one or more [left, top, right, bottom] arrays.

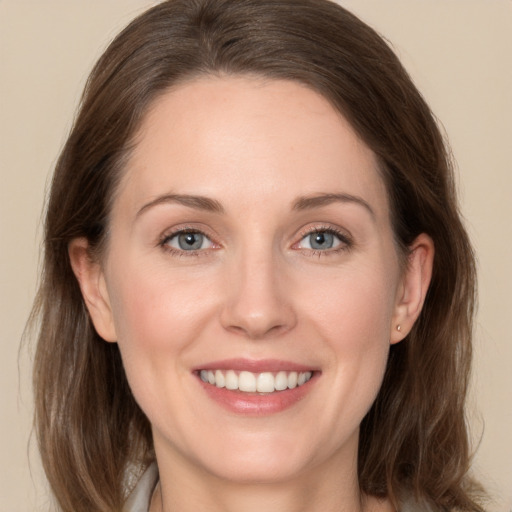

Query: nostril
[[223, 322, 286, 340], [219, 268, 297, 338], [222, 316, 294, 340]]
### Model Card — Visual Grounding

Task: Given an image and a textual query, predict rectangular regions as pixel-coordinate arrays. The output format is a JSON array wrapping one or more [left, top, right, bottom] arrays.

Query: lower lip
[[196, 374, 318, 415]]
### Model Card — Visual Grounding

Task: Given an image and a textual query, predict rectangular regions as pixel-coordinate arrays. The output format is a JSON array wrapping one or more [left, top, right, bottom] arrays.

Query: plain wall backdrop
[[1, 1, 510, 511]]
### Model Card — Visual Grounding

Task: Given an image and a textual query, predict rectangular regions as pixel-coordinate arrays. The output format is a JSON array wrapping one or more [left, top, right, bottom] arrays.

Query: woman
[[31, 0, 485, 511]]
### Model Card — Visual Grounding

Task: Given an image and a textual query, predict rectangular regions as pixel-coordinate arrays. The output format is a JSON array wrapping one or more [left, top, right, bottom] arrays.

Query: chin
[[183, 426, 349, 486], [199, 452, 311, 485]]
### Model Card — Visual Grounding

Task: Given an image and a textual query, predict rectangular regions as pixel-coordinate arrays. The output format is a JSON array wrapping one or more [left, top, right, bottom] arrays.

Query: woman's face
[[82, 77, 418, 484]]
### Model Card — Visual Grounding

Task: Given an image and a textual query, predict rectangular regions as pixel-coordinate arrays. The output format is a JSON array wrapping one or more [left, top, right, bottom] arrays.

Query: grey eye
[[178, 232, 204, 250], [309, 232, 334, 250], [298, 230, 344, 251], [165, 231, 213, 251]]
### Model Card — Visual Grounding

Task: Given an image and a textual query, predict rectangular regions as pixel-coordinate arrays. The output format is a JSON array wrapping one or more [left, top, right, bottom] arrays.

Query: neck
[[150, 442, 391, 512], [152, 475, 365, 512]]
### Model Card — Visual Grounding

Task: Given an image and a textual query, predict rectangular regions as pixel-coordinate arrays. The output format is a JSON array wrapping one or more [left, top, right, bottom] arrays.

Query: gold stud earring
[[396, 324, 402, 332]]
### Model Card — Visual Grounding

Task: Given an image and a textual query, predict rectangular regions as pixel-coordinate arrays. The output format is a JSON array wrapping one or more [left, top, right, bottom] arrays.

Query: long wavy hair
[[31, 0, 483, 510]]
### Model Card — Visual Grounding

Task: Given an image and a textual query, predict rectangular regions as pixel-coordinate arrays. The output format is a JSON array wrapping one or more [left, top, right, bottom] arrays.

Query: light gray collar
[[123, 462, 159, 512]]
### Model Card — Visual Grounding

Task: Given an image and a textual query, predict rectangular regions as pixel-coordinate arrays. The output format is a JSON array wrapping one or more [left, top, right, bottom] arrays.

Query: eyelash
[[158, 227, 218, 257], [294, 225, 353, 257], [158, 225, 353, 257]]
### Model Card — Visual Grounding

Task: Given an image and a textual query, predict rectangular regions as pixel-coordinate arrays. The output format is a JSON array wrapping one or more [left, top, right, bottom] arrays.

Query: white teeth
[[199, 369, 313, 393], [238, 371, 257, 392], [287, 371, 298, 389], [215, 369, 225, 388], [256, 372, 275, 393], [275, 371, 288, 391], [225, 370, 238, 390]]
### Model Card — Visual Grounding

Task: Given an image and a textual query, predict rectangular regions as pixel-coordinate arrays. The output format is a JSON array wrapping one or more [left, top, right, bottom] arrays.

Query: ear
[[390, 233, 434, 344], [68, 238, 117, 342]]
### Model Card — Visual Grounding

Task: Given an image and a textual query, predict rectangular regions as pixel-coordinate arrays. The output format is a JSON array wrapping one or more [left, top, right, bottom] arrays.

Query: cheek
[[104, 263, 220, 420], [302, 260, 397, 408], [107, 262, 218, 351], [306, 260, 397, 346]]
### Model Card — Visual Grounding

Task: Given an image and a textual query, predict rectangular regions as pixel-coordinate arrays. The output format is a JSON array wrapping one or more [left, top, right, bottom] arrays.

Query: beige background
[[1, 1, 510, 511]]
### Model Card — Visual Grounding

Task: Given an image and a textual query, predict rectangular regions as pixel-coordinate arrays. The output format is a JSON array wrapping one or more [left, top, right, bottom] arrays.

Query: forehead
[[116, 76, 389, 219]]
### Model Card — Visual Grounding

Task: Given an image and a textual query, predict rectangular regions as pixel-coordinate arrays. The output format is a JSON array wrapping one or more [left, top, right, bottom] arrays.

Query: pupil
[[315, 233, 326, 245], [178, 232, 203, 250]]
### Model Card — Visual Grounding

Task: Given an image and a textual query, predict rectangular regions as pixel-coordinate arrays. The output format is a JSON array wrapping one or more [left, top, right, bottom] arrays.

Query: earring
[[396, 324, 402, 332]]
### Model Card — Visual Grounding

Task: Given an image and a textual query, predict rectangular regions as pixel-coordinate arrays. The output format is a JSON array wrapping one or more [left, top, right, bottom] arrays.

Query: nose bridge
[[220, 236, 295, 339]]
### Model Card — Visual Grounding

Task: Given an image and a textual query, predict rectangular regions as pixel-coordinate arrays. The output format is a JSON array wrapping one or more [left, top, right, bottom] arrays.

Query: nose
[[219, 249, 297, 340]]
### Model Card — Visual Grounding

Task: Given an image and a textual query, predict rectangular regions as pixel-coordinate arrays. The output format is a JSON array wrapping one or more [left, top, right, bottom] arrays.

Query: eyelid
[[158, 225, 221, 254], [292, 224, 353, 252]]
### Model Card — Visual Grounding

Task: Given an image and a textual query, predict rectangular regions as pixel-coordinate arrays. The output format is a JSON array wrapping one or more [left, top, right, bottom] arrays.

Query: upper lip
[[193, 358, 319, 373]]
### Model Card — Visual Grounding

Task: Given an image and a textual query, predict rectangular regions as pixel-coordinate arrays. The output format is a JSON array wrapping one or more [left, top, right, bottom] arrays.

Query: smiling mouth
[[198, 369, 314, 393]]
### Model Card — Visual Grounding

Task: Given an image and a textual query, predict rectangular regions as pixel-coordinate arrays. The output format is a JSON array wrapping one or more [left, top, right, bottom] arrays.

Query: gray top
[[122, 463, 433, 512]]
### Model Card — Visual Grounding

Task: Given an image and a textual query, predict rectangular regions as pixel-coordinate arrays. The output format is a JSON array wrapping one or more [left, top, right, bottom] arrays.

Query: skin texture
[[70, 77, 433, 512]]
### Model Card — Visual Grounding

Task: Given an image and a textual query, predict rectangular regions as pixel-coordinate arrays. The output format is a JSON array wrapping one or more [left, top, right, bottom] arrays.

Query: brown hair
[[31, 0, 483, 510]]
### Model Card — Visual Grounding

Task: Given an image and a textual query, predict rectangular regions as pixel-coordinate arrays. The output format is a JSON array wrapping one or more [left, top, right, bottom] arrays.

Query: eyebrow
[[136, 193, 225, 218], [135, 191, 375, 220], [292, 193, 375, 220]]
